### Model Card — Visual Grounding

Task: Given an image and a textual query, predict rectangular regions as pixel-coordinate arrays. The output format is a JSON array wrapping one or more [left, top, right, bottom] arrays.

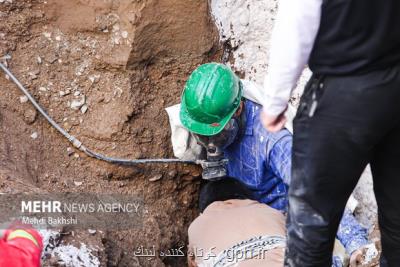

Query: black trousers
[[285, 65, 400, 266]]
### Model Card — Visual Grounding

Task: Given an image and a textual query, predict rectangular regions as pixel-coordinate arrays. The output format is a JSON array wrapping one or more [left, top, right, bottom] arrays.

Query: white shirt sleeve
[[262, 0, 323, 116]]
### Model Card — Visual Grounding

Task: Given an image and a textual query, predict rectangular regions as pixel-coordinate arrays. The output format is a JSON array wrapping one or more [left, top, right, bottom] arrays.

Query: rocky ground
[[0, 0, 220, 266]]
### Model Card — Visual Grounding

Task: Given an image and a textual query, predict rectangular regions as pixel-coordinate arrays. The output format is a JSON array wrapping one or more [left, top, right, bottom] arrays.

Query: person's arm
[[267, 129, 292, 185], [262, 0, 323, 131], [337, 209, 369, 256]]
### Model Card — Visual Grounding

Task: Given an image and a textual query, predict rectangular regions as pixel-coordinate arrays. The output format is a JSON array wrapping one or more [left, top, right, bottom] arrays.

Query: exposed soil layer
[[0, 0, 220, 266]]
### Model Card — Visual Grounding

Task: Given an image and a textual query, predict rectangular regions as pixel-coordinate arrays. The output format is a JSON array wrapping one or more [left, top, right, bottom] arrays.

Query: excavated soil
[[0, 0, 221, 266]]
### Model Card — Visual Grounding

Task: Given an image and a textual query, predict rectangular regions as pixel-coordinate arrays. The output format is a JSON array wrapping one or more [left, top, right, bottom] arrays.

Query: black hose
[[0, 62, 196, 166], [85, 148, 196, 165]]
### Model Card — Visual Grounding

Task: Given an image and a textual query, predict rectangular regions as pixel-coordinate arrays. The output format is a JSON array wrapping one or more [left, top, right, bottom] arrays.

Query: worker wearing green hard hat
[[180, 63, 243, 137], [178, 63, 373, 266]]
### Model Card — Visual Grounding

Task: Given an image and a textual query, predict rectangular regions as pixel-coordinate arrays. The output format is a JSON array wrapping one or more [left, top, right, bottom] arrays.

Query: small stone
[[28, 71, 38, 80], [43, 32, 51, 39], [88, 229, 96, 235], [37, 56, 42, 64], [5, 74, 9, 80], [182, 175, 195, 181], [192, 170, 201, 178], [55, 36, 61, 41], [59, 90, 71, 97], [73, 91, 80, 97], [67, 147, 74, 156], [149, 174, 163, 182], [24, 109, 37, 124], [80, 104, 88, 114], [30, 132, 38, 139], [70, 96, 86, 110], [167, 170, 177, 178], [19, 95, 28, 103], [39, 86, 47, 92], [121, 31, 128, 39], [45, 54, 58, 64], [88, 74, 100, 84], [63, 122, 71, 131], [112, 36, 120, 45], [112, 24, 120, 32], [74, 181, 83, 186]]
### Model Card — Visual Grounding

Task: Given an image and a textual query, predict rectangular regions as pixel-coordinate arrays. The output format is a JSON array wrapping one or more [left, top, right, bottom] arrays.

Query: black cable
[[0, 62, 196, 166]]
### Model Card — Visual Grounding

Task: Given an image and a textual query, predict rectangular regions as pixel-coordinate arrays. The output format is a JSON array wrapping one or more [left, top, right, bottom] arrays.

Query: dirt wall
[[0, 0, 219, 266]]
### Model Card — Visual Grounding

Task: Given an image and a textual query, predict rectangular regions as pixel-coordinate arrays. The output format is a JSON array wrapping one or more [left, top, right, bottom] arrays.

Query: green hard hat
[[180, 63, 242, 136]]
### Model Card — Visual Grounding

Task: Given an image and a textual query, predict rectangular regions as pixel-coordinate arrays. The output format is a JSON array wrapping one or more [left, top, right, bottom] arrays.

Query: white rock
[[88, 229, 96, 235], [19, 95, 28, 103], [121, 31, 128, 39], [30, 132, 38, 139], [39, 86, 47, 92], [149, 174, 163, 182], [112, 24, 120, 32], [43, 32, 52, 39], [88, 74, 100, 83], [28, 72, 38, 80], [74, 181, 83, 186], [112, 36, 121, 45], [70, 96, 86, 110], [210, 0, 311, 89], [75, 61, 89, 76], [55, 36, 61, 41], [80, 104, 88, 114], [74, 91, 80, 97], [59, 90, 71, 97], [37, 56, 42, 64], [49, 243, 100, 267]]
